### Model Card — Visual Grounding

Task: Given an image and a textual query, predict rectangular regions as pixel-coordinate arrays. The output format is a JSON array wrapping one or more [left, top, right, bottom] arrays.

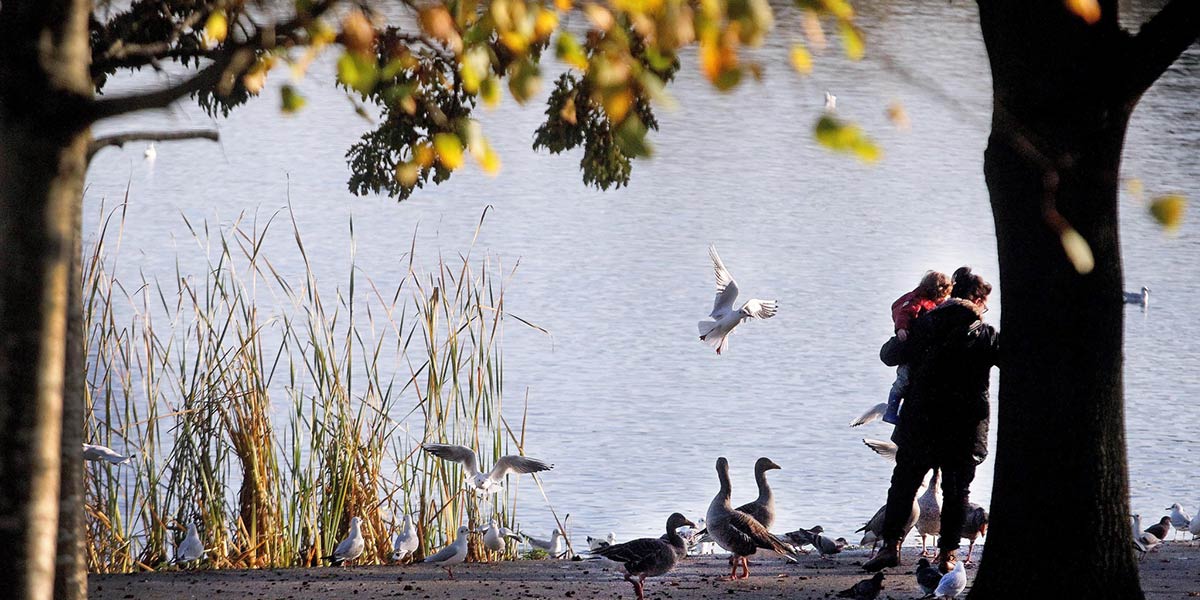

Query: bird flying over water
[[83, 443, 133, 465], [850, 403, 887, 427], [698, 245, 778, 355], [421, 443, 553, 493]]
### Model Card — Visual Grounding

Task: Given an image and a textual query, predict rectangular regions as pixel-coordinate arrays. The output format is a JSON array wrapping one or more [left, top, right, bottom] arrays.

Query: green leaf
[[337, 52, 379, 95], [1149, 194, 1187, 231], [555, 32, 589, 70], [281, 84, 306, 113], [814, 115, 881, 163], [614, 116, 652, 158]]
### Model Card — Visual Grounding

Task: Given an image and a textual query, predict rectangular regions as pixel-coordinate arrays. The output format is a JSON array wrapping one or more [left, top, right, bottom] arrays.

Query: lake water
[[85, 1, 1200, 545]]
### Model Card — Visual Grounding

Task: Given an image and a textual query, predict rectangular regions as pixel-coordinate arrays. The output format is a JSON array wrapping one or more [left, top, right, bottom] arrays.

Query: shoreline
[[89, 544, 1200, 599]]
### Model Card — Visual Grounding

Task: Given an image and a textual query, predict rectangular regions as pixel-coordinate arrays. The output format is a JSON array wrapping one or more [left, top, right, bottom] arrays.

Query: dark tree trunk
[[54, 193, 86, 600], [0, 1, 93, 599]]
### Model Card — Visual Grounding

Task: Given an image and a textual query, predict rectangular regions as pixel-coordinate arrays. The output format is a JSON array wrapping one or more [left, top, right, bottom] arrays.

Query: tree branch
[[86, 129, 219, 162], [1127, 0, 1200, 97]]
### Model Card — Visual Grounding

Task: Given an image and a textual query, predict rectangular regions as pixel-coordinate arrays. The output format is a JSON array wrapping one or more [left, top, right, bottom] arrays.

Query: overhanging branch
[[86, 129, 220, 162], [1127, 0, 1200, 97]]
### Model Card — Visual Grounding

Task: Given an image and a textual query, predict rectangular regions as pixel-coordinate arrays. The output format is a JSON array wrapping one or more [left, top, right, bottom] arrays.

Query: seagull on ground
[[173, 521, 205, 566], [850, 403, 888, 427], [1145, 515, 1171, 541], [588, 532, 617, 551], [1167, 503, 1191, 540], [934, 558, 966, 599], [1131, 514, 1162, 560], [481, 520, 519, 554], [698, 245, 778, 355], [705, 457, 799, 580], [421, 443, 553, 493], [1123, 286, 1150, 307], [837, 572, 884, 600], [83, 443, 133, 465], [424, 525, 470, 578], [523, 528, 567, 558], [1190, 508, 1200, 539], [593, 513, 695, 600], [857, 495, 920, 559], [323, 516, 365, 566], [915, 557, 942, 597], [392, 514, 419, 562]]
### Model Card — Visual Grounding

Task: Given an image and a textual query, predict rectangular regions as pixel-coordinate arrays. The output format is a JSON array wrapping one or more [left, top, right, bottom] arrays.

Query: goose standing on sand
[[737, 457, 781, 529], [1167, 503, 1191, 540], [698, 245, 778, 355], [593, 513, 696, 600], [915, 470, 942, 556], [323, 516, 365, 566], [173, 521, 204, 566], [392, 514, 419, 562], [421, 443, 553, 493], [83, 443, 133, 465], [424, 525, 469, 578], [706, 457, 798, 580]]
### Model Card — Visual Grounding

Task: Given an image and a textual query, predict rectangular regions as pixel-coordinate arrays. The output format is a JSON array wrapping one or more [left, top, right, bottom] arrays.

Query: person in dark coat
[[862, 266, 999, 575]]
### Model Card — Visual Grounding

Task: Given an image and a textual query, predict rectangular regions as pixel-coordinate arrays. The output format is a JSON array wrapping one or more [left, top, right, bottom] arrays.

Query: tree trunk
[[54, 191, 86, 600], [0, 1, 94, 599], [970, 1, 1142, 597]]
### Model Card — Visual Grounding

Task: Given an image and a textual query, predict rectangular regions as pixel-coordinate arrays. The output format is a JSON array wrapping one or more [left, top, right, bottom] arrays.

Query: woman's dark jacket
[[880, 298, 999, 466]]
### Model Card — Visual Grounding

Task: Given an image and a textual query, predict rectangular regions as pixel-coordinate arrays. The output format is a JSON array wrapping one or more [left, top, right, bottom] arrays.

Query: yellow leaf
[[500, 31, 529, 53], [584, 4, 614, 31], [555, 32, 589, 70], [1064, 0, 1101, 24], [822, 0, 855, 20], [555, 0, 574, 11], [341, 9, 376, 55], [413, 142, 435, 168], [559, 92, 577, 124], [1125, 178, 1144, 202], [602, 89, 633, 123], [802, 10, 826, 51], [1060, 227, 1095, 274], [1149, 194, 1187, 231], [420, 6, 462, 53], [534, 9, 559, 40], [480, 76, 501, 107], [887, 100, 910, 131], [280, 85, 305, 113], [433, 133, 464, 170], [790, 44, 813, 75], [204, 10, 228, 48], [479, 144, 501, 175], [395, 162, 420, 187], [839, 21, 864, 61]]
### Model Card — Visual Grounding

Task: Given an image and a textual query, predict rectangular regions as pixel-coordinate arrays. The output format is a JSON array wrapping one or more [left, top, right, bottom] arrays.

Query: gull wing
[[422, 443, 481, 478], [850, 403, 888, 427], [709, 245, 740, 317], [862, 438, 898, 463], [487, 455, 553, 483], [740, 299, 777, 320]]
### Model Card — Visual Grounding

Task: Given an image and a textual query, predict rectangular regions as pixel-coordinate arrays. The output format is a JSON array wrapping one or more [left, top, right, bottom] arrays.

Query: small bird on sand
[[915, 557, 942, 597], [392, 514, 419, 561], [173, 521, 204, 566], [323, 516, 364, 566], [593, 513, 695, 600], [524, 529, 567, 558], [1167, 503, 1191, 540], [421, 443, 553, 493], [424, 525, 469, 578], [782, 525, 823, 552], [934, 558, 966, 598], [83, 443, 133, 465], [850, 403, 887, 427], [698, 245, 778, 355], [1132, 514, 1162, 560], [837, 572, 884, 600], [480, 520, 519, 554], [1145, 515, 1171, 541], [813, 533, 848, 558]]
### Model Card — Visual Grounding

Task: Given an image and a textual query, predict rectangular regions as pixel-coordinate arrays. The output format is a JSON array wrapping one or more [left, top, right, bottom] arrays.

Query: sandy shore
[[89, 544, 1200, 599]]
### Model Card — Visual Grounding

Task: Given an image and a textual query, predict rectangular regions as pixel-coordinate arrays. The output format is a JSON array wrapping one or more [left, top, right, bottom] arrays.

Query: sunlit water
[[85, 1, 1200, 545]]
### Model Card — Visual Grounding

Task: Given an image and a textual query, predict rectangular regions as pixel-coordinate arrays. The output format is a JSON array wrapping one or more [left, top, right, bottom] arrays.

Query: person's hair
[[917, 270, 952, 300], [951, 266, 992, 301]]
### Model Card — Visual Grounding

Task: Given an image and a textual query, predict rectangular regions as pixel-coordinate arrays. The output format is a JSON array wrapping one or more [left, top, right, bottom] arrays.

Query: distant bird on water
[[705, 457, 799, 580], [424, 525, 469, 578], [934, 558, 967, 599], [850, 403, 887, 427], [837, 572, 884, 600], [421, 443, 553, 493], [1123, 286, 1150, 307], [392, 513, 419, 562], [144, 143, 157, 161], [592, 513, 696, 600], [588, 532, 617, 551], [824, 91, 838, 113], [323, 516, 364, 566], [83, 443, 133, 465], [698, 245, 778, 355], [173, 521, 204, 566]]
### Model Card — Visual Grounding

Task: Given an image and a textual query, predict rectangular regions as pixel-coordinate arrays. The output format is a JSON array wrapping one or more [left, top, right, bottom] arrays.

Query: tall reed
[[83, 198, 540, 571]]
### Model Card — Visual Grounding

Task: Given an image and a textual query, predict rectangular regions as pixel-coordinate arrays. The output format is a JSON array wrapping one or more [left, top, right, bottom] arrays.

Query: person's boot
[[934, 548, 958, 574], [862, 539, 901, 572]]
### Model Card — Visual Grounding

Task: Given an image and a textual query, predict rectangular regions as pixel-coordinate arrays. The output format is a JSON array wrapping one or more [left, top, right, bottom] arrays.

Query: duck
[[424, 525, 469, 578], [698, 245, 778, 355], [960, 504, 988, 564], [705, 457, 798, 580], [593, 513, 696, 600], [915, 469, 942, 557], [392, 514, 419, 562], [421, 443, 553, 494], [1123, 286, 1150, 307], [323, 516, 364, 566]]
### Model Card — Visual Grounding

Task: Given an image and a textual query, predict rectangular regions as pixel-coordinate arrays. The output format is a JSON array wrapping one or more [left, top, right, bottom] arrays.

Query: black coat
[[880, 298, 999, 466]]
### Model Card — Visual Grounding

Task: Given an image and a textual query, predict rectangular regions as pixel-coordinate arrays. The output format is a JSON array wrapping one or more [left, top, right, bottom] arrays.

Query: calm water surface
[[86, 1, 1200, 543]]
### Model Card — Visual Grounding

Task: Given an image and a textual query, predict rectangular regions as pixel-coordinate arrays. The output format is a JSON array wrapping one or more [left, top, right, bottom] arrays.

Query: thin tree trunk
[[55, 188, 86, 600]]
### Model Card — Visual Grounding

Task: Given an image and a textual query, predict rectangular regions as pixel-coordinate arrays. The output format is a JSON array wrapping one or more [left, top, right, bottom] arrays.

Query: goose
[[850, 403, 887, 427], [82, 443, 133, 465], [861, 438, 897, 463], [173, 521, 204, 566], [323, 516, 364, 566], [421, 443, 553, 493], [392, 514, 419, 561], [915, 470, 942, 556], [698, 245, 778, 355], [593, 513, 695, 600], [737, 457, 781, 529], [705, 457, 798, 580], [523, 528, 567, 558], [1166, 503, 1191, 540], [813, 533, 848, 558], [934, 558, 966, 598], [424, 525, 469, 578], [960, 504, 988, 564], [1123, 286, 1150, 307], [856, 495, 920, 559], [915, 557, 942, 597], [836, 572, 884, 599]]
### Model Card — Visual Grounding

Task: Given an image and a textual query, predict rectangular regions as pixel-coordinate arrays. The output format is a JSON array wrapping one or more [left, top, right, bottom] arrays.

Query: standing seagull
[[934, 558, 966, 599], [698, 245, 778, 355], [481, 520, 519, 554], [323, 516, 365, 566], [705, 457, 798, 580], [593, 513, 695, 600], [424, 525, 469, 578], [1167, 503, 1191, 540], [524, 529, 567, 558], [1189, 508, 1200, 539], [82, 443, 133, 465], [421, 443, 553, 494], [173, 521, 205, 566], [392, 514, 419, 562]]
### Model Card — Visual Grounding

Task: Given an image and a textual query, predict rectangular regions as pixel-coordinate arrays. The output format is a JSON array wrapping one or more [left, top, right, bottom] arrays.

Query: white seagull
[[1123, 286, 1150, 307], [144, 143, 157, 161], [324, 516, 365, 566], [173, 522, 205, 566], [850, 403, 888, 427], [1190, 509, 1200, 539], [424, 525, 470, 578], [587, 532, 617, 550], [698, 245, 778, 355], [82, 443, 133, 465], [1167, 503, 1191, 540], [934, 558, 967, 599], [481, 520, 520, 553], [392, 514, 419, 562], [421, 443, 553, 493], [524, 528, 568, 558], [824, 91, 837, 113], [861, 438, 898, 463]]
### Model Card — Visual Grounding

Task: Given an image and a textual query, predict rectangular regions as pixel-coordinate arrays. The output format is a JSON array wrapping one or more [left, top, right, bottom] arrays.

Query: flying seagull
[[421, 443, 553, 493], [698, 245, 778, 355], [323, 516, 365, 566], [850, 403, 888, 427], [82, 443, 133, 465]]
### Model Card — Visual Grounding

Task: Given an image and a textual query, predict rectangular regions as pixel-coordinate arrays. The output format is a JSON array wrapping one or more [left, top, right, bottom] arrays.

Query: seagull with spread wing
[[698, 245, 778, 355], [421, 443, 553, 494]]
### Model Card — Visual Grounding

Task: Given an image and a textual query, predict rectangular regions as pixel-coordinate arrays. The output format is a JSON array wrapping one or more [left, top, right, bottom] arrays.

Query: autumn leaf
[[839, 21, 864, 60], [1059, 227, 1095, 274], [205, 10, 228, 47], [433, 133, 464, 170], [790, 43, 813, 75], [1064, 0, 1101, 24], [337, 52, 378, 95], [1149, 194, 1187, 231], [814, 115, 880, 163], [341, 9, 376, 56]]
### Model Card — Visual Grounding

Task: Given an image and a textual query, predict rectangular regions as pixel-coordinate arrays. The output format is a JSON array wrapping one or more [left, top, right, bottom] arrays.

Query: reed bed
[[82, 199, 541, 572]]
